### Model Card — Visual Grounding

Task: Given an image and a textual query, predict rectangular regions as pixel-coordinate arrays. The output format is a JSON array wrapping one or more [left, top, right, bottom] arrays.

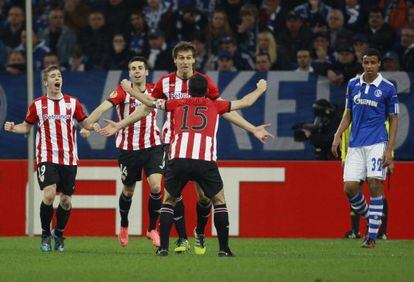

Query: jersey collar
[[359, 73, 383, 87]]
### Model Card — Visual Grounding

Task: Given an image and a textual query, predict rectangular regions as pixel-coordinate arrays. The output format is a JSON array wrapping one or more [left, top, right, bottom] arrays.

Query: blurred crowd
[[1, 0, 414, 86]]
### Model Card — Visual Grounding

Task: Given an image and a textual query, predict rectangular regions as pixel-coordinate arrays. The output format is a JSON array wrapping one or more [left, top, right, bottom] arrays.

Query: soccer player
[[332, 48, 399, 248], [99, 75, 268, 257], [80, 57, 163, 248], [103, 41, 273, 254], [4, 65, 89, 252]]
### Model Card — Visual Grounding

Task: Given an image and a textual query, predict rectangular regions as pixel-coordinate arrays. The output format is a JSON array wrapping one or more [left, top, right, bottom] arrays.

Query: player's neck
[[176, 70, 194, 79], [133, 82, 146, 92], [362, 73, 379, 84], [47, 91, 63, 100]]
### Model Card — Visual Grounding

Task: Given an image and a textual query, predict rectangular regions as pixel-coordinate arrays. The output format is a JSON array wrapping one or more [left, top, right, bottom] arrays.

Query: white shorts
[[343, 142, 388, 182]]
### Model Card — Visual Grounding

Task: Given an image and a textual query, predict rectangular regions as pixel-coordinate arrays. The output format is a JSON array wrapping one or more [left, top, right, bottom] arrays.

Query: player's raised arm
[[4, 121, 33, 134], [230, 79, 267, 110], [121, 79, 155, 107]]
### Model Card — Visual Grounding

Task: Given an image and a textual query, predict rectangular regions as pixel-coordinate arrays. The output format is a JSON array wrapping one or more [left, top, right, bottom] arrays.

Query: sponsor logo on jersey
[[66, 103, 71, 110], [42, 114, 71, 120], [353, 93, 378, 107], [170, 92, 190, 99]]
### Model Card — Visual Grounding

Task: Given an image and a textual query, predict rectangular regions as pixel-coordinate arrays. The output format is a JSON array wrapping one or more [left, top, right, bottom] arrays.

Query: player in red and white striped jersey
[[4, 65, 90, 252], [81, 57, 163, 248], [100, 74, 268, 256]]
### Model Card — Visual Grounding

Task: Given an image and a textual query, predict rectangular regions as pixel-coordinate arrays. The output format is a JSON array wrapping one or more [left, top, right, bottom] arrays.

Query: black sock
[[159, 204, 175, 250], [119, 192, 132, 227], [55, 204, 71, 237], [350, 207, 360, 233], [196, 201, 212, 235], [213, 204, 230, 252], [173, 197, 187, 239], [148, 192, 162, 231], [40, 201, 53, 238]]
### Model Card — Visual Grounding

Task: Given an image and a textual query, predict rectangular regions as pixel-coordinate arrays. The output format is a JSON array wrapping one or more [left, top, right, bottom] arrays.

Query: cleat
[[118, 226, 129, 247], [218, 249, 235, 257], [193, 228, 206, 255], [379, 234, 388, 240], [344, 230, 361, 239], [361, 237, 376, 248], [174, 238, 190, 253], [155, 249, 169, 256], [41, 236, 52, 252], [51, 230, 65, 252], [146, 229, 160, 247]]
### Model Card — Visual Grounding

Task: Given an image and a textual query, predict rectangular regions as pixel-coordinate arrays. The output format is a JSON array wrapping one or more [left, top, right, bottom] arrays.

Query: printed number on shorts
[[371, 158, 382, 172], [38, 165, 46, 182]]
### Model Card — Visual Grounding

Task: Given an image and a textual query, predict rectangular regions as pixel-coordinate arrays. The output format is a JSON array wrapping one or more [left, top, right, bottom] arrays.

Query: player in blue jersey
[[331, 48, 399, 248]]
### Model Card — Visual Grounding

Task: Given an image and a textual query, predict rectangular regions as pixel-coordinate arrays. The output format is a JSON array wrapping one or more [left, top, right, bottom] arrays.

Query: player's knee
[[60, 195, 72, 210], [344, 182, 358, 198], [122, 185, 135, 198], [198, 195, 211, 205], [149, 183, 161, 194], [368, 178, 383, 197], [211, 190, 226, 206], [43, 189, 56, 205]]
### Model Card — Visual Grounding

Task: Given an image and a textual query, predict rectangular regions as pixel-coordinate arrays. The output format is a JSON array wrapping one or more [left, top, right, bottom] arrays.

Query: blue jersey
[[346, 73, 399, 147]]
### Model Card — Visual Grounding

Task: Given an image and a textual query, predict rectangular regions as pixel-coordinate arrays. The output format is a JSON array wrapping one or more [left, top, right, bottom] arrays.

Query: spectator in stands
[[278, 11, 313, 63], [16, 29, 50, 70], [168, 5, 207, 43], [256, 30, 293, 70], [344, 0, 365, 31], [236, 4, 259, 59], [352, 33, 369, 63], [311, 32, 334, 64], [294, 0, 332, 30], [103, 0, 130, 33], [102, 33, 135, 70], [364, 8, 395, 55], [327, 45, 362, 87], [296, 49, 313, 72], [68, 44, 86, 71], [378, 0, 411, 30], [382, 50, 401, 71], [79, 11, 112, 70], [40, 8, 77, 67], [43, 52, 61, 69], [327, 9, 353, 50], [64, 0, 92, 35], [259, 0, 286, 35], [142, 0, 173, 33], [406, 6, 414, 29], [255, 52, 273, 72], [142, 31, 173, 71], [0, 0, 6, 28], [5, 50, 25, 76], [217, 50, 236, 71], [192, 32, 212, 72], [0, 6, 25, 49], [206, 8, 234, 55], [217, 0, 243, 32], [218, 35, 254, 70], [0, 40, 7, 71], [127, 11, 148, 56], [394, 26, 414, 64]]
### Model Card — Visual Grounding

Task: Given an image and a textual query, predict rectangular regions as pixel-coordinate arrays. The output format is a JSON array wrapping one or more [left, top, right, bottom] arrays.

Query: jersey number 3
[[181, 106, 208, 131]]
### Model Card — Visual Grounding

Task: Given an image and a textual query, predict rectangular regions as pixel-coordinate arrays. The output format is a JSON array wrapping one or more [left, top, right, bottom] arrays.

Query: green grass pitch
[[0, 237, 413, 282]]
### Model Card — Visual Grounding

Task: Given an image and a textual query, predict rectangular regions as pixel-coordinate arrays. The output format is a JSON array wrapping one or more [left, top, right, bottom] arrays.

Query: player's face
[[174, 50, 195, 76], [362, 55, 380, 76], [45, 70, 63, 94], [128, 61, 148, 84]]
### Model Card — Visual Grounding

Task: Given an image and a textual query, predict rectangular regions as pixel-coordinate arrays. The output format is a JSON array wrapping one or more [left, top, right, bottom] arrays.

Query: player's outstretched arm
[[120, 79, 155, 107], [4, 121, 33, 134], [331, 109, 351, 158], [83, 101, 113, 130], [230, 79, 267, 111], [383, 114, 398, 167]]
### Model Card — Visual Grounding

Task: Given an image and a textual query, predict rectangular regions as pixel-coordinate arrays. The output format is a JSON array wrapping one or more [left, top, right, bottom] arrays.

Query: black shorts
[[161, 144, 170, 174], [164, 158, 223, 198], [118, 145, 164, 186], [36, 162, 77, 196]]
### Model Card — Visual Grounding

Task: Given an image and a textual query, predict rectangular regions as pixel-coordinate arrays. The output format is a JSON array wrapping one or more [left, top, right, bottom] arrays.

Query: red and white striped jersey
[[165, 97, 231, 161], [107, 83, 161, 151], [25, 94, 87, 166], [151, 72, 219, 144]]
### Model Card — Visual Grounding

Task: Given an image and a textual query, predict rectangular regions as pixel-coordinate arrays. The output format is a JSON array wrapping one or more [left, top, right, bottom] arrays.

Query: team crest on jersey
[[374, 89, 382, 97], [66, 103, 71, 110], [109, 91, 118, 98]]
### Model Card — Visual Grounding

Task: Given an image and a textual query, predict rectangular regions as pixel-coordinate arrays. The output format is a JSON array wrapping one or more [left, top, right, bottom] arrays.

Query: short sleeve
[[386, 86, 399, 115], [205, 75, 220, 100], [107, 85, 126, 106], [74, 98, 87, 122], [345, 81, 352, 110], [215, 100, 231, 115], [25, 102, 38, 124], [151, 78, 166, 99]]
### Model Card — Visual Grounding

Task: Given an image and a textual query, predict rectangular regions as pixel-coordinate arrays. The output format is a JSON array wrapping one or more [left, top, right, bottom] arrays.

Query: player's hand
[[382, 149, 393, 168], [252, 123, 275, 143], [92, 122, 101, 132], [80, 128, 90, 138], [331, 134, 341, 158], [120, 79, 132, 92], [98, 119, 120, 137], [256, 79, 267, 93], [387, 161, 394, 175], [4, 121, 15, 132]]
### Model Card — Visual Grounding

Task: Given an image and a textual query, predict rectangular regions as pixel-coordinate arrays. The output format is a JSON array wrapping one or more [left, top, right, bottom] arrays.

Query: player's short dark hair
[[42, 65, 60, 82], [189, 74, 207, 97], [128, 56, 148, 70], [362, 48, 382, 61], [172, 41, 196, 59]]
